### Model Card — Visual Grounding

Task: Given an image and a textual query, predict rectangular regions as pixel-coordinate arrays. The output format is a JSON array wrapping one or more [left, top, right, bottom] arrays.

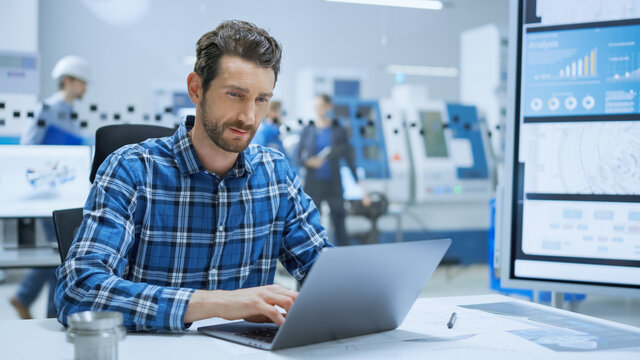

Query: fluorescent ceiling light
[[325, 0, 443, 10], [386, 64, 458, 77]]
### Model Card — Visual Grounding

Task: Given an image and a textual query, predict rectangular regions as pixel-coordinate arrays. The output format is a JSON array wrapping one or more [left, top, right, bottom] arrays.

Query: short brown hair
[[194, 20, 282, 95], [317, 93, 332, 105]]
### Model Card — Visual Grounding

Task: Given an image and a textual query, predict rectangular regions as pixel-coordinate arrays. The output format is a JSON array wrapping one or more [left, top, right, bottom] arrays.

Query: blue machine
[[446, 104, 489, 180], [332, 97, 390, 180]]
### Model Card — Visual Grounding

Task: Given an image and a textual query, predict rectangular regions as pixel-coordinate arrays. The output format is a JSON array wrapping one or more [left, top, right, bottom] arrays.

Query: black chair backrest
[[52, 208, 84, 262], [89, 124, 175, 183]]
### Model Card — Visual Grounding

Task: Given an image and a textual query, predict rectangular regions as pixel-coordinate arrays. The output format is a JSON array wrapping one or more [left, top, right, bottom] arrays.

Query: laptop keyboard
[[234, 327, 278, 343]]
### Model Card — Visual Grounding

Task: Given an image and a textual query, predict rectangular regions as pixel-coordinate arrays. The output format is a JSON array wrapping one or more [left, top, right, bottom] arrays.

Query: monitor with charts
[[501, 0, 640, 297]]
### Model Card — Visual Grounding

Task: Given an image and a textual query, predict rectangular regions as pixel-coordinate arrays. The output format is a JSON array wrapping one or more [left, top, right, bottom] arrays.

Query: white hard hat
[[51, 55, 91, 82]]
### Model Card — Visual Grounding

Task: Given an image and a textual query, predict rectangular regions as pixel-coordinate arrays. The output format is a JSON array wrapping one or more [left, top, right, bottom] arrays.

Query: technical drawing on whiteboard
[[523, 122, 640, 195]]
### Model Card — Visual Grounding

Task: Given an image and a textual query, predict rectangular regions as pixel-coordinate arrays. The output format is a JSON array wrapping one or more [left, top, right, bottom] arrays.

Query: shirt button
[[218, 225, 224, 231]]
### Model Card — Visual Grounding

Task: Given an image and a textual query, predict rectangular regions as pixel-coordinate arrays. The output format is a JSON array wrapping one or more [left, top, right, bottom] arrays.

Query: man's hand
[[358, 181, 371, 207], [184, 285, 298, 327], [305, 156, 325, 169]]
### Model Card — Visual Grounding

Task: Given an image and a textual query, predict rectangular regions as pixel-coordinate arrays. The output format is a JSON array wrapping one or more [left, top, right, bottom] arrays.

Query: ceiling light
[[325, 0, 443, 11], [386, 64, 458, 78]]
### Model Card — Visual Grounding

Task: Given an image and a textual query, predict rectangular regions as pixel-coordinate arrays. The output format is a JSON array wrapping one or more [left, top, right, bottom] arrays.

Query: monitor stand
[[17, 218, 36, 248], [2, 218, 44, 249]]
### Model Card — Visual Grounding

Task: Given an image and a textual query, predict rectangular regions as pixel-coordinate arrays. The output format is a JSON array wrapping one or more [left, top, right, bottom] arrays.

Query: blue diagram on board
[[446, 104, 489, 180]]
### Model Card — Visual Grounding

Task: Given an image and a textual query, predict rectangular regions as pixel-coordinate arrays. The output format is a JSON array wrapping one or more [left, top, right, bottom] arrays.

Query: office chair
[[54, 124, 175, 262], [90, 124, 175, 183], [346, 192, 389, 244], [52, 208, 84, 262]]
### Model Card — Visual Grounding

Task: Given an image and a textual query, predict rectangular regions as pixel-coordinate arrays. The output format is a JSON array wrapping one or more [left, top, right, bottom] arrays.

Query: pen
[[447, 312, 457, 329]]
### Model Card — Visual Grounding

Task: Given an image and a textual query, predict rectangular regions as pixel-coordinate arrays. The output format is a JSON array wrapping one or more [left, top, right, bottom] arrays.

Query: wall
[[0, 0, 38, 246], [0, 0, 39, 136], [1, 0, 37, 51], [37, 0, 509, 120]]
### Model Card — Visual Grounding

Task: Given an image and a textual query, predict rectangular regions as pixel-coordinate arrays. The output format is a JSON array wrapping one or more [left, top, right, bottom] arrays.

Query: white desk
[[2, 295, 639, 359], [0, 246, 60, 268]]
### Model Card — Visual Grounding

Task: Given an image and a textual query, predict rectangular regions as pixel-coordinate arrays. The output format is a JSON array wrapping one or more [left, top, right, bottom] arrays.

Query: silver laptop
[[198, 238, 451, 350]]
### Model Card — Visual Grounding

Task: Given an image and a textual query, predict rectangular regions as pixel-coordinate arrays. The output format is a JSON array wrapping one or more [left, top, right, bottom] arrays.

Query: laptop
[[198, 238, 451, 350]]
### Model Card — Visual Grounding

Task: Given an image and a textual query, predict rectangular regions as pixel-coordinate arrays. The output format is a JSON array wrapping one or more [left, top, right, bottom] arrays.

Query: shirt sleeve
[[278, 162, 333, 282], [54, 152, 194, 332], [294, 126, 313, 167], [331, 126, 359, 182]]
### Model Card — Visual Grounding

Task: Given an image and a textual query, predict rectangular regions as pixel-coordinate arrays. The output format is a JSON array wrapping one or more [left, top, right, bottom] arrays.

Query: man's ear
[[187, 72, 203, 104]]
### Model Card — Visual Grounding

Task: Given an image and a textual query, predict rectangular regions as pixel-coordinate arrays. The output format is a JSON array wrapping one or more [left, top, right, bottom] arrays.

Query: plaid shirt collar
[[172, 115, 253, 177]]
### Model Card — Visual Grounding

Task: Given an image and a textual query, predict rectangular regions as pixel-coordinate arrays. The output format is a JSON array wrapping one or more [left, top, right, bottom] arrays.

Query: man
[[21, 55, 89, 145], [55, 20, 330, 331], [251, 100, 287, 155], [10, 55, 90, 320], [296, 94, 370, 246]]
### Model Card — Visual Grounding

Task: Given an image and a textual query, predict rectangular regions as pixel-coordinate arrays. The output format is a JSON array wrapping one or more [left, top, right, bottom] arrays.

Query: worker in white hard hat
[[19, 55, 90, 145], [11, 56, 91, 320]]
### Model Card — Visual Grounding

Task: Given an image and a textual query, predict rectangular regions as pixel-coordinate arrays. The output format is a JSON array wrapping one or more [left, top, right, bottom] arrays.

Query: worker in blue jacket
[[295, 94, 369, 246]]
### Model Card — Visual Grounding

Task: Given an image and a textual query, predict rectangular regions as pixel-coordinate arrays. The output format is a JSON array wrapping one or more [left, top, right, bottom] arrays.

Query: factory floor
[[0, 264, 639, 328]]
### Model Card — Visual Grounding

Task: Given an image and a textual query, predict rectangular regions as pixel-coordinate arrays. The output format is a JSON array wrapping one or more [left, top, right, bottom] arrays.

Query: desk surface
[[2, 294, 639, 360], [0, 246, 60, 268]]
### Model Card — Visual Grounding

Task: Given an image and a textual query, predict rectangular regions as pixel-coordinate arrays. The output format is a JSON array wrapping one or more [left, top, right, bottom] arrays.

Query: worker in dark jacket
[[296, 94, 369, 246]]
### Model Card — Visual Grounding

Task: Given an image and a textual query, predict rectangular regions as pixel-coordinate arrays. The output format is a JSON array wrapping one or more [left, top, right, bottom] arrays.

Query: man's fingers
[[214, 285, 299, 326], [261, 292, 295, 312], [267, 285, 298, 300], [259, 302, 286, 326]]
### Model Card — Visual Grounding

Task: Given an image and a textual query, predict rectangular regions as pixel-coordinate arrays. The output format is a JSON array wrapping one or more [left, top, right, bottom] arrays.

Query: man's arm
[[56, 151, 307, 330], [55, 152, 195, 331], [278, 163, 333, 281], [19, 103, 47, 145], [294, 126, 313, 168]]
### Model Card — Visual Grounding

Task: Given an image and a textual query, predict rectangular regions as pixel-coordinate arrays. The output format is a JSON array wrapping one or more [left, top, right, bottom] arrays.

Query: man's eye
[[228, 92, 240, 97], [257, 97, 268, 103]]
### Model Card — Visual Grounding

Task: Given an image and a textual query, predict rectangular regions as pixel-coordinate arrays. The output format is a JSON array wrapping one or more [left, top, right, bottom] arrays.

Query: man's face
[[314, 97, 331, 119], [268, 107, 281, 123], [199, 55, 275, 153], [66, 77, 87, 100]]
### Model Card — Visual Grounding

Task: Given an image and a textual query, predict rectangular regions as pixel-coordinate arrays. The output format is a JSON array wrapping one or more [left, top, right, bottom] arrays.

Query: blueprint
[[461, 301, 640, 352], [523, 121, 640, 195]]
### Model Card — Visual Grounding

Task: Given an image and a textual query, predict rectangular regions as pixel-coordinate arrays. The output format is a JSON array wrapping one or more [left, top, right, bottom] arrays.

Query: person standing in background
[[251, 100, 286, 155], [20, 55, 90, 145], [296, 94, 370, 246], [10, 55, 90, 319]]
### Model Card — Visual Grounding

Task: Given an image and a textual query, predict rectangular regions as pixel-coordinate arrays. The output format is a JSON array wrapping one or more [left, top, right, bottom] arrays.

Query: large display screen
[[0, 145, 92, 217], [508, 0, 640, 290]]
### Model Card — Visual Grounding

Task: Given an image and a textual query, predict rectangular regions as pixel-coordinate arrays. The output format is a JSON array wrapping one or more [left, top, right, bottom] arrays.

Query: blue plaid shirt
[[55, 117, 330, 331]]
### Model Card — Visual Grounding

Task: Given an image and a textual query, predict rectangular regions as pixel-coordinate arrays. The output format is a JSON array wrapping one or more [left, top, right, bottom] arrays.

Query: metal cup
[[67, 311, 126, 360]]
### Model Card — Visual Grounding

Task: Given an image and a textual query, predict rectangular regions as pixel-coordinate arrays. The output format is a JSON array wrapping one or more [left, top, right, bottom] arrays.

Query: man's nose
[[237, 101, 256, 125]]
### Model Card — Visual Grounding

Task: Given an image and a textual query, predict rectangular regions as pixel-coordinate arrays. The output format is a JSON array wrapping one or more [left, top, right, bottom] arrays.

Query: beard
[[200, 97, 257, 153]]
